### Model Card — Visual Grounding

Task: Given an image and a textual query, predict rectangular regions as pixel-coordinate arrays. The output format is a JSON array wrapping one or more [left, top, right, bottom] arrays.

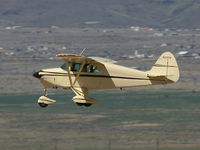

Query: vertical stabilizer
[[147, 52, 179, 83]]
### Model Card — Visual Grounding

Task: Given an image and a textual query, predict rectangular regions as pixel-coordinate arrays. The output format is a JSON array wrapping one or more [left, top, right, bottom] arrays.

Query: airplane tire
[[76, 103, 83, 106], [38, 103, 48, 108], [84, 103, 92, 107]]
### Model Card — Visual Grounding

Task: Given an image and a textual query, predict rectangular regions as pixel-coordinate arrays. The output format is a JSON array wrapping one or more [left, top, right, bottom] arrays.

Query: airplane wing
[[89, 57, 117, 64], [56, 54, 104, 65]]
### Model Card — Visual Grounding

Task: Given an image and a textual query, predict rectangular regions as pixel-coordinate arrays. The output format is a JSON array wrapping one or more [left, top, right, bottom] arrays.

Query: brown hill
[[0, 0, 200, 28]]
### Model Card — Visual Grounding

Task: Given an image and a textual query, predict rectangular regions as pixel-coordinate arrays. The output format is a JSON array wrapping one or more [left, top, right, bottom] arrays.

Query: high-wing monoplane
[[33, 52, 179, 107]]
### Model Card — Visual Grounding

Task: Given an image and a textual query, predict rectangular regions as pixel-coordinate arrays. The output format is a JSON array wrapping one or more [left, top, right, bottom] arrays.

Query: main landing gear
[[38, 88, 48, 108], [38, 102, 48, 108], [38, 88, 56, 108], [76, 103, 92, 107], [44, 88, 48, 96], [37, 88, 94, 108]]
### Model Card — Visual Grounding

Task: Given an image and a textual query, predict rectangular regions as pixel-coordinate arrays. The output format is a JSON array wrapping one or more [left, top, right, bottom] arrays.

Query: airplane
[[33, 51, 179, 108]]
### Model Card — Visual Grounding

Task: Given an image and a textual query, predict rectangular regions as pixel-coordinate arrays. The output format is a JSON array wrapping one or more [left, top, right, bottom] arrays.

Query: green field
[[0, 90, 200, 150]]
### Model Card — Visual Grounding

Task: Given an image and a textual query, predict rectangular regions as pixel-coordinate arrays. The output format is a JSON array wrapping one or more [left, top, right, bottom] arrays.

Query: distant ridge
[[0, 0, 200, 28]]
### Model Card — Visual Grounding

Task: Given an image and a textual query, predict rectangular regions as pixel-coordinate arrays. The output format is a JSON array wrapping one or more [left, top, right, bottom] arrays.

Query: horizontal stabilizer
[[147, 75, 174, 83]]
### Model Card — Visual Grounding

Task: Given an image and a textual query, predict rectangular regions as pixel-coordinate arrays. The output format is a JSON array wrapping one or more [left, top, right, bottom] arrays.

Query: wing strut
[[65, 59, 88, 97], [72, 60, 85, 86], [65, 59, 86, 87], [66, 59, 73, 87], [61, 56, 99, 105]]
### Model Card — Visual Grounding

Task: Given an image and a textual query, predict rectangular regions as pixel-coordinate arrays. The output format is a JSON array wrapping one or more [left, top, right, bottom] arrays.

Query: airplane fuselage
[[36, 62, 167, 90], [33, 52, 179, 107]]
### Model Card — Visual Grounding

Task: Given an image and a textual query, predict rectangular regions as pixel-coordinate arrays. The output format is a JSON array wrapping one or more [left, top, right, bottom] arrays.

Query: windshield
[[60, 62, 71, 70], [61, 63, 67, 70]]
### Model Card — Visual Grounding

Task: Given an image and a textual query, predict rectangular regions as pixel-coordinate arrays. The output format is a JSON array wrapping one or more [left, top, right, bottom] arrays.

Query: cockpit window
[[61, 62, 100, 73]]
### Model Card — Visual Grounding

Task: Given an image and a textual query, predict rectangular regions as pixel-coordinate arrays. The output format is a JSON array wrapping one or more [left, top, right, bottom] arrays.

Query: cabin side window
[[82, 64, 90, 72], [61, 62, 100, 73], [71, 63, 81, 72], [89, 65, 100, 73]]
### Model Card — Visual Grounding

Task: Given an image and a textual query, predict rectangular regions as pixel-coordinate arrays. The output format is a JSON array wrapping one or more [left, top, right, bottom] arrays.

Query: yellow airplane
[[33, 51, 179, 107]]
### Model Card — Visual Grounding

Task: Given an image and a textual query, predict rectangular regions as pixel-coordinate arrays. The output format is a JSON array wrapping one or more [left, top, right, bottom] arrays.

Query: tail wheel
[[38, 103, 48, 108]]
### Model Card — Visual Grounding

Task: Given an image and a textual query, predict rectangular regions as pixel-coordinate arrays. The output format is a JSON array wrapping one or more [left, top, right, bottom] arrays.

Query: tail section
[[147, 52, 179, 84]]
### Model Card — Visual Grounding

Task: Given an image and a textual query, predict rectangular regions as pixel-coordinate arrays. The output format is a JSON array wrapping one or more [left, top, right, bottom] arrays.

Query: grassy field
[[0, 90, 200, 150]]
